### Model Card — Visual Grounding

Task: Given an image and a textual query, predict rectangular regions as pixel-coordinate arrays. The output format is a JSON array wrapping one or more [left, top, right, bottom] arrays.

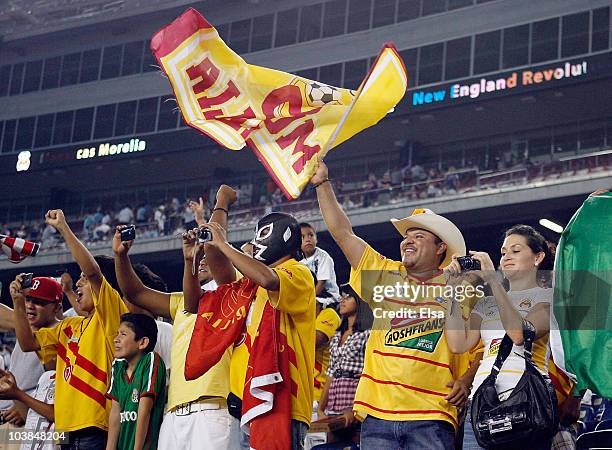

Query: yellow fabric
[[34, 277, 127, 432], [245, 259, 315, 425], [229, 340, 249, 399], [167, 292, 231, 411], [314, 308, 341, 401], [349, 245, 479, 430], [549, 358, 575, 404], [153, 9, 407, 199], [451, 340, 484, 379]]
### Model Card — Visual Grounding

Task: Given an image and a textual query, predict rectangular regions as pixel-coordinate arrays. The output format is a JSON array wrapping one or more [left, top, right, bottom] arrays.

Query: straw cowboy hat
[[390, 208, 466, 268]]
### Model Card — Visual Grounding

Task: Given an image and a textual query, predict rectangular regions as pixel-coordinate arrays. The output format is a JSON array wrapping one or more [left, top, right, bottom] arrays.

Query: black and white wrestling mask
[[251, 212, 301, 265]]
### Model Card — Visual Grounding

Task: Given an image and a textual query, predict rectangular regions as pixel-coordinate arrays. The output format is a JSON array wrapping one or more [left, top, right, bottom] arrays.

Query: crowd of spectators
[[1, 147, 609, 256], [0, 178, 609, 450]]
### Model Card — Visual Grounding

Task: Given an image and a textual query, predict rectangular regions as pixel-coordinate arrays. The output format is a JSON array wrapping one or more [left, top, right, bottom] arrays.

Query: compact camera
[[196, 228, 212, 244], [457, 255, 481, 271], [21, 273, 34, 289], [120, 225, 136, 242]]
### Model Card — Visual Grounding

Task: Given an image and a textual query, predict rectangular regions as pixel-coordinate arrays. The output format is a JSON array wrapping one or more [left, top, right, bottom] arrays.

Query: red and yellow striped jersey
[[34, 277, 128, 432]]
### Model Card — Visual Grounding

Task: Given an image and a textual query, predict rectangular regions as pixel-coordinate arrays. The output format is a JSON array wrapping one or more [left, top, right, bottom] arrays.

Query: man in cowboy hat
[[310, 158, 479, 450]]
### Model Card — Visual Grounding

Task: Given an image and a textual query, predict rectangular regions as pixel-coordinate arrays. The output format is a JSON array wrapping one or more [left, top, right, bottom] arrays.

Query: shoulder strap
[[490, 334, 514, 380], [490, 320, 537, 379], [522, 319, 536, 363]]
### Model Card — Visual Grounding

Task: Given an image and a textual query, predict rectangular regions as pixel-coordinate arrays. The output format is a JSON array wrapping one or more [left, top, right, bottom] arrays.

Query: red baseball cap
[[26, 277, 63, 303]]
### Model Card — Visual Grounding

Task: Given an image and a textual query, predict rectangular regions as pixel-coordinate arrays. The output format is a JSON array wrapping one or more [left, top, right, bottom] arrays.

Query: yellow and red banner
[[151, 8, 407, 199]]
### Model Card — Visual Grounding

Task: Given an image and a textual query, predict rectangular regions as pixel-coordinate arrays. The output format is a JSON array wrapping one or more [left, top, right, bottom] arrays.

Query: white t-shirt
[[471, 286, 552, 397], [21, 370, 56, 450], [155, 320, 173, 374], [300, 247, 340, 301], [202, 279, 218, 292]]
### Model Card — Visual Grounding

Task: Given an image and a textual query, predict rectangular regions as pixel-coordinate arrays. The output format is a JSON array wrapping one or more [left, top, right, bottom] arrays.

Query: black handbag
[[471, 320, 559, 449]]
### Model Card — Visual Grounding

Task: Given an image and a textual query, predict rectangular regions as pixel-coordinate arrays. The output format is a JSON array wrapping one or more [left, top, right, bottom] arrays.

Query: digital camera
[[457, 255, 481, 271], [120, 225, 136, 242], [21, 273, 34, 289], [196, 228, 212, 244]]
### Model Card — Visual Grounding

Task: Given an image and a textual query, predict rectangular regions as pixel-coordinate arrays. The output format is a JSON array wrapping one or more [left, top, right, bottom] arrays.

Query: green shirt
[[106, 352, 166, 450]]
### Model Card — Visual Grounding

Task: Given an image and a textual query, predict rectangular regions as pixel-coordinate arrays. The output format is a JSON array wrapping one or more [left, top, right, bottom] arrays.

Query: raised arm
[[0, 304, 15, 331], [112, 228, 171, 319], [470, 251, 549, 345], [311, 158, 366, 269], [444, 259, 483, 354], [182, 229, 204, 314], [8, 275, 40, 352], [188, 197, 208, 228], [45, 210, 103, 297], [204, 185, 239, 285]]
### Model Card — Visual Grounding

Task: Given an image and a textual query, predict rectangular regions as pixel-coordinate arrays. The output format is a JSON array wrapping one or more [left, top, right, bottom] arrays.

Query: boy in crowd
[[113, 185, 237, 449], [299, 223, 342, 405], [299, 223, 340, 302], [106, 313, 166, 450], [0, 276, 62, 445], [11, 210, 129, 449]]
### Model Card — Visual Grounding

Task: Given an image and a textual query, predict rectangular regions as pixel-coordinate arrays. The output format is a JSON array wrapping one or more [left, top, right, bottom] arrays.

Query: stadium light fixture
[[539, 218, 564, 234]]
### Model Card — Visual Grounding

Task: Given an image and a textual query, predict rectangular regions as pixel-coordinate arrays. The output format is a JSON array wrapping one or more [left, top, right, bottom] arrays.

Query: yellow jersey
[[167, 292, 231, 411], [245, 258, 316, 425], [349, 245, 479, 429], [34, 277, 128, 432], [314, 308, 341, 401]]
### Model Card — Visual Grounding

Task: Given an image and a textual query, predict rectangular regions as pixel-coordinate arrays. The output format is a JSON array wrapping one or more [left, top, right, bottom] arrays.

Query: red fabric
[[185, 277, 292, 449], [241, 302, 291, 450], [28, 277, 63, 303], [0, 234, 40, 264], [185, 277, 257, 380]]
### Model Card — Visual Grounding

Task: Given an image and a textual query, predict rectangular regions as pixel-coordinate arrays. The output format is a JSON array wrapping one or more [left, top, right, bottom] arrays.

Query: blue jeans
[[463, 401, 483, 450], [360, 416, 454, 450], [60, 427, 107, 450], [291, 420, 309, 450], [233, 419, 308, 450]]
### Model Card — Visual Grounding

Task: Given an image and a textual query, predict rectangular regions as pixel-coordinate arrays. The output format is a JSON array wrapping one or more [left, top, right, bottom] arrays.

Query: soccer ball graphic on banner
[[306, 82, 341, 106]]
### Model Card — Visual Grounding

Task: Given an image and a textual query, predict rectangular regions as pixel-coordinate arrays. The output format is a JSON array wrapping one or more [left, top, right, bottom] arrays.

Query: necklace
[[68, 315, 93, 344]]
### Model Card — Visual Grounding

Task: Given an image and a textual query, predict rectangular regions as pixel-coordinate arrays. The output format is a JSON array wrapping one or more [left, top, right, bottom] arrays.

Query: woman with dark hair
[[314, 284, 373, 450], [445, 224, 555, 449]]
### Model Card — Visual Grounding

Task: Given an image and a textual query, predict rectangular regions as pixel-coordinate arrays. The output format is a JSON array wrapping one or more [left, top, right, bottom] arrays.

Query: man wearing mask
[[202, 212, 316, 450]]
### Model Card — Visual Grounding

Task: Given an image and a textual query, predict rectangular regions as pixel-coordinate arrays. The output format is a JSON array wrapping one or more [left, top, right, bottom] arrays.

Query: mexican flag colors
[[550, 191, 612, 397]]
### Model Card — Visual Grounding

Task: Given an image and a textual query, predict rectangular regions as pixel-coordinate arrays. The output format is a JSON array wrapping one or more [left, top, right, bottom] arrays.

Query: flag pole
[[319, 67, 371, 160]]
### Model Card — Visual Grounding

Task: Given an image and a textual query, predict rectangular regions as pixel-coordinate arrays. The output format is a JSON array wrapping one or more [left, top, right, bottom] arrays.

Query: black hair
[[133, 263, 168, 292], [432, 235, 447, 267], [338, 284, 374, 333], [94, 256, 168, 296], [94, 255, 121, 295], [503, 224, 555, 287], [120, 313, 158, 353], [299, 222, 316, 232]]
